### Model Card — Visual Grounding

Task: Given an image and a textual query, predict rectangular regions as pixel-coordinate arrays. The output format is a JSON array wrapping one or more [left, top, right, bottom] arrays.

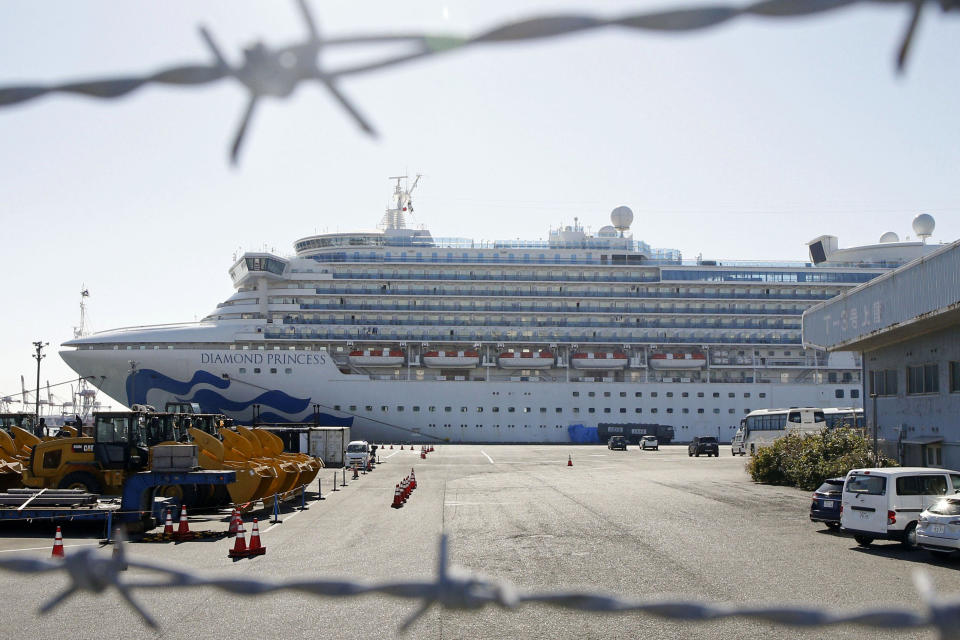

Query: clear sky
[[0, 0, 957, 411]]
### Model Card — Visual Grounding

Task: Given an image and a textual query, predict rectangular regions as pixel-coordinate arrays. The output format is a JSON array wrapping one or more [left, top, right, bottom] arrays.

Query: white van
[[730, 429, 746, 456], [840, 467, 960, 549], [344, 440, 370, 469]]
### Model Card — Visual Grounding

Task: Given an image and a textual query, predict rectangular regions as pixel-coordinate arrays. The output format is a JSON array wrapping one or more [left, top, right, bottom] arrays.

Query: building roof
[[802, 239, 960, 352]]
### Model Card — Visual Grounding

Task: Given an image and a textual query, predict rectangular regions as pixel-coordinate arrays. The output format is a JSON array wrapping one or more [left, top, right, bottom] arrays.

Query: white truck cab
[[841, 467, 960, 549], [344, 440, 370, 469]]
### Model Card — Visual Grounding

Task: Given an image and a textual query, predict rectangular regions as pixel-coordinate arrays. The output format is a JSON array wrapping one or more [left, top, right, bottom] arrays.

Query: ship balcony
[[298, 300, 805, 316]]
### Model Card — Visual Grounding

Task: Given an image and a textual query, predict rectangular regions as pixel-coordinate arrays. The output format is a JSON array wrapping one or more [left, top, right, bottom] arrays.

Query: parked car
[[607, 436, 627, 450], [810, 477, 845, 530], [640, 435, 659, 451], [840, 467, 960, 549], [688, 436, 719, 457], [917, 496, 960, 558]]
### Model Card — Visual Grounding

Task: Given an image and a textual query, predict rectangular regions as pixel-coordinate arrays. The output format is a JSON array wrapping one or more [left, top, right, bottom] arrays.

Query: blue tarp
[[567, 424, 600, 443]]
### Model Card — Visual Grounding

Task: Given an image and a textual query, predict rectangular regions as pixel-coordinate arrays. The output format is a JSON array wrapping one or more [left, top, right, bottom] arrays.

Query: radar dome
[[610, 206, 634, 232], [598, 225, 618, 238], [912, 213, 935, 239], [879, 232, 899, 243]]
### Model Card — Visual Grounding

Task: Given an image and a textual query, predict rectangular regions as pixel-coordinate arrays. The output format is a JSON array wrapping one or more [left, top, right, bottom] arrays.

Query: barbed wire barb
[[1, 533, 959, 637], [0, 0, 957, 164]]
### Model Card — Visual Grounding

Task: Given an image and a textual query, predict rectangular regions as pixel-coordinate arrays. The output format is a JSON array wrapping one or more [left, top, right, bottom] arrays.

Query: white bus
[[739, 407, 865, 455]]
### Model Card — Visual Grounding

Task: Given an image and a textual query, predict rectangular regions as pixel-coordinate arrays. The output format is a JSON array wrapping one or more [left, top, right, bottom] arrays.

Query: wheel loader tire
[[58, 471, 102, 494]]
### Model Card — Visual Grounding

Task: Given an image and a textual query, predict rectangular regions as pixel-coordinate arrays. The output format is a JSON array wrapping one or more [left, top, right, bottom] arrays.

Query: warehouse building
[[803, 223, 960, 469]]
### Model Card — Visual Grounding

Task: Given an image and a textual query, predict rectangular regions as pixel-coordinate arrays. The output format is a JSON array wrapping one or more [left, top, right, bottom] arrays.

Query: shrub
[[746, 427, 897, 491]]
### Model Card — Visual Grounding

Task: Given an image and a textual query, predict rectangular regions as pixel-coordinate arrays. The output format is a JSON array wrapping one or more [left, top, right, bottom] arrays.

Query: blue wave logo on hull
[[124, 368, 351, 425], [567, 424, 600, 443], [126, 369, 228, 406]]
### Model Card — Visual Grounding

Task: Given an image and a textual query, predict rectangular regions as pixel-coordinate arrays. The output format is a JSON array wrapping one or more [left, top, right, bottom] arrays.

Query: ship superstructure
[[60, 178, 944, 443]]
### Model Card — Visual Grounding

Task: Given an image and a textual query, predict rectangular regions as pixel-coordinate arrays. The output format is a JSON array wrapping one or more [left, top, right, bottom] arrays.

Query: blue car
[[810, 477, 845, 530]]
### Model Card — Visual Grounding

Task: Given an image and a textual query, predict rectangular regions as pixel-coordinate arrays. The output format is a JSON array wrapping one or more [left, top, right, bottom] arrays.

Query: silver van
[[840, 467, 960, 549]]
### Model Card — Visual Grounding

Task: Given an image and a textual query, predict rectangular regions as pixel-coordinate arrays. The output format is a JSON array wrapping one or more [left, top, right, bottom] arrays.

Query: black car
[[607, 436, 627, 450], [809, 477, 844, 530], [688, 436, 719, 457]]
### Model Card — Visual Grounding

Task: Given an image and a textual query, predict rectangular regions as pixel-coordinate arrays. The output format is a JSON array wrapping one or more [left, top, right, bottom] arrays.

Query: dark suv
[[688, 436, 719, 457], [607, 436, 627, 450]]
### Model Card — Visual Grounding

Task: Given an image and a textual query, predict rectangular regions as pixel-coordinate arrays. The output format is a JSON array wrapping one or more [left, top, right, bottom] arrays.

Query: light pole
[[871, 392, 879, 465], [32, 341, 48, 422]]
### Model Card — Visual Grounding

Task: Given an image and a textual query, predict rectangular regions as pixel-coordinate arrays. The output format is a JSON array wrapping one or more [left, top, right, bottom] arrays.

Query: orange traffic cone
[[389, 444, 393, 449], [228, 508, 240, 537], [51, 526, 64, 558], [402, 477, 410, 501], [410, 469, 417, 490], [567, 454, 573, 467], [228, 519, 248, 558], [366, 458, 373, 472], [163, 509, 174, 535], [400, 445, 404, 450], [391, 484, 403, 508], [247, 518, 266, 556], [176, 505, 192, 540]]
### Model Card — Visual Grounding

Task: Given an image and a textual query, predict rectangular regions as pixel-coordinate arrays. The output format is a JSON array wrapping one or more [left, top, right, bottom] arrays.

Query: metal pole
[[32, 341, 47, 423], [317, 477, 324, 500], [871, 392, 879, 465]]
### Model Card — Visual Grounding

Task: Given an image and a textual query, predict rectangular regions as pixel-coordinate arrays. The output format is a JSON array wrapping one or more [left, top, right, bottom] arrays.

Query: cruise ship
[[60, 177, 943, 443]]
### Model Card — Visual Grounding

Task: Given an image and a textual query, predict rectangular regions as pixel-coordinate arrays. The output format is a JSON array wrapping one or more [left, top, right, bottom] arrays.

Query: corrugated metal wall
[[803, 240, 960, 349]]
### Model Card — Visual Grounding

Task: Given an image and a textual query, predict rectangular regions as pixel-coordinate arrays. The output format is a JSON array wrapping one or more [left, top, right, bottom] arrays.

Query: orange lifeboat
[[348, 349, 405, 367], [422, 350, 480, 368], [649, 352, 707, 370], [498, 350, 555, 369], [570, 351, 629, 369]]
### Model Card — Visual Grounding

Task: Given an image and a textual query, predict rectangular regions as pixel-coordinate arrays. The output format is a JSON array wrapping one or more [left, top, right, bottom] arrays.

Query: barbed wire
[[0, 0, 956, 164], [0, 534, 958, 637]]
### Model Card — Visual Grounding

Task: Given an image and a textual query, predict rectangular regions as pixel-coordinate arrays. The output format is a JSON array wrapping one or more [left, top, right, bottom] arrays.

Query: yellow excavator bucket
[[10, 427, 40, 458], [228, 427, 302, 497], [251, 429, 322, 486], [188, 428, 276, 505]]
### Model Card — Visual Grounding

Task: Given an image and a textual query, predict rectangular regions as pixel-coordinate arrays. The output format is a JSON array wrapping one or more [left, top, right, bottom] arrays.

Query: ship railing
[[297, 302, 807, 315], [311, 288, 834, 302]]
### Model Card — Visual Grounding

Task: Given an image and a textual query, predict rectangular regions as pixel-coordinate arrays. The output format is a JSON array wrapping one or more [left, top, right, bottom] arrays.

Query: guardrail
[[0, 534, 957, 637]]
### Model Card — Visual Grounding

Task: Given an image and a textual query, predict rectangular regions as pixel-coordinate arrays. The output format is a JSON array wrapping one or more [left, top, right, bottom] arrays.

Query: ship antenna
[[74, 286, 90, 340], [380, 173, 423, 230]]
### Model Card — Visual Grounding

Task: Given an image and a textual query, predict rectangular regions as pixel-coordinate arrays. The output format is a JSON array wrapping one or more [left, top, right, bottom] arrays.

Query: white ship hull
[[60, 346, 860, 444]]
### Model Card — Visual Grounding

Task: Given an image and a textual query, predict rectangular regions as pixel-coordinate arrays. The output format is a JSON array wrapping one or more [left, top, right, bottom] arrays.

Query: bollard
[[318, 478, 325, 500], [105, 509, 113, 543], [332, 474, 338, 492], [300, 484, 307, 511], [341, 469, 347, 487], [271, 493, 282, 524]]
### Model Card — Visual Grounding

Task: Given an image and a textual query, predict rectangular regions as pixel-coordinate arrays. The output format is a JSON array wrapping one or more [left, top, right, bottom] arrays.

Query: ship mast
[[72, 287, 97, 421], [379, 174, 422, 230]]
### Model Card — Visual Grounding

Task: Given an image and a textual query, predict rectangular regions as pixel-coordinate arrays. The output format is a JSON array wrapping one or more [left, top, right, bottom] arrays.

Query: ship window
[[461, 407, 468, 412], [285, 368, 292, 374], [334, 405, 340, 411], [413, 406, 420, 412], [682, 408, 689, 414], [523, 407, 531, 413], [254, 368, 261, 374], [239, 368, 246, 374], [365, 406, 373, 412], [835, 389, 844, 398], [508, 407, 516, 413], [729, 408, 736, 413], [573, 391, 579, 397], [445, 407, 452, 412], [697, 392, 704, 398], [603, 408, 611, 413], [492, 407, 499, 413], [651, 408, 658, 414], [650, 392, 658, 398], [603, 392, 611, 397], [619, 392, 626, 398], [713, 408, 721, 414], [728, 392, 734, 398], [573, 408, 580, 414], [349, 405, 357, 411], [588, 392, 595, 397], [851, 389, 860, 399], [759, 393, 766, 398], [682, 392, 689, 398], [540, 408, 547, 413], [666, 392, 673, 398], [270, 368, 277, 374], [619, 408, 626, 413], [744, 393, 750, 398], [666, 408, 673, 414], [635, 392, 642, 398], [397, 406, 404, 412], [381, 406, 388, 412], [588, 408, 595, 413], [713, 392, 719, 398], [635, 408, 642, 413], [698, 408, 705, 414], [428, 406, 436, 412], [476, 407, 483, 413]]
